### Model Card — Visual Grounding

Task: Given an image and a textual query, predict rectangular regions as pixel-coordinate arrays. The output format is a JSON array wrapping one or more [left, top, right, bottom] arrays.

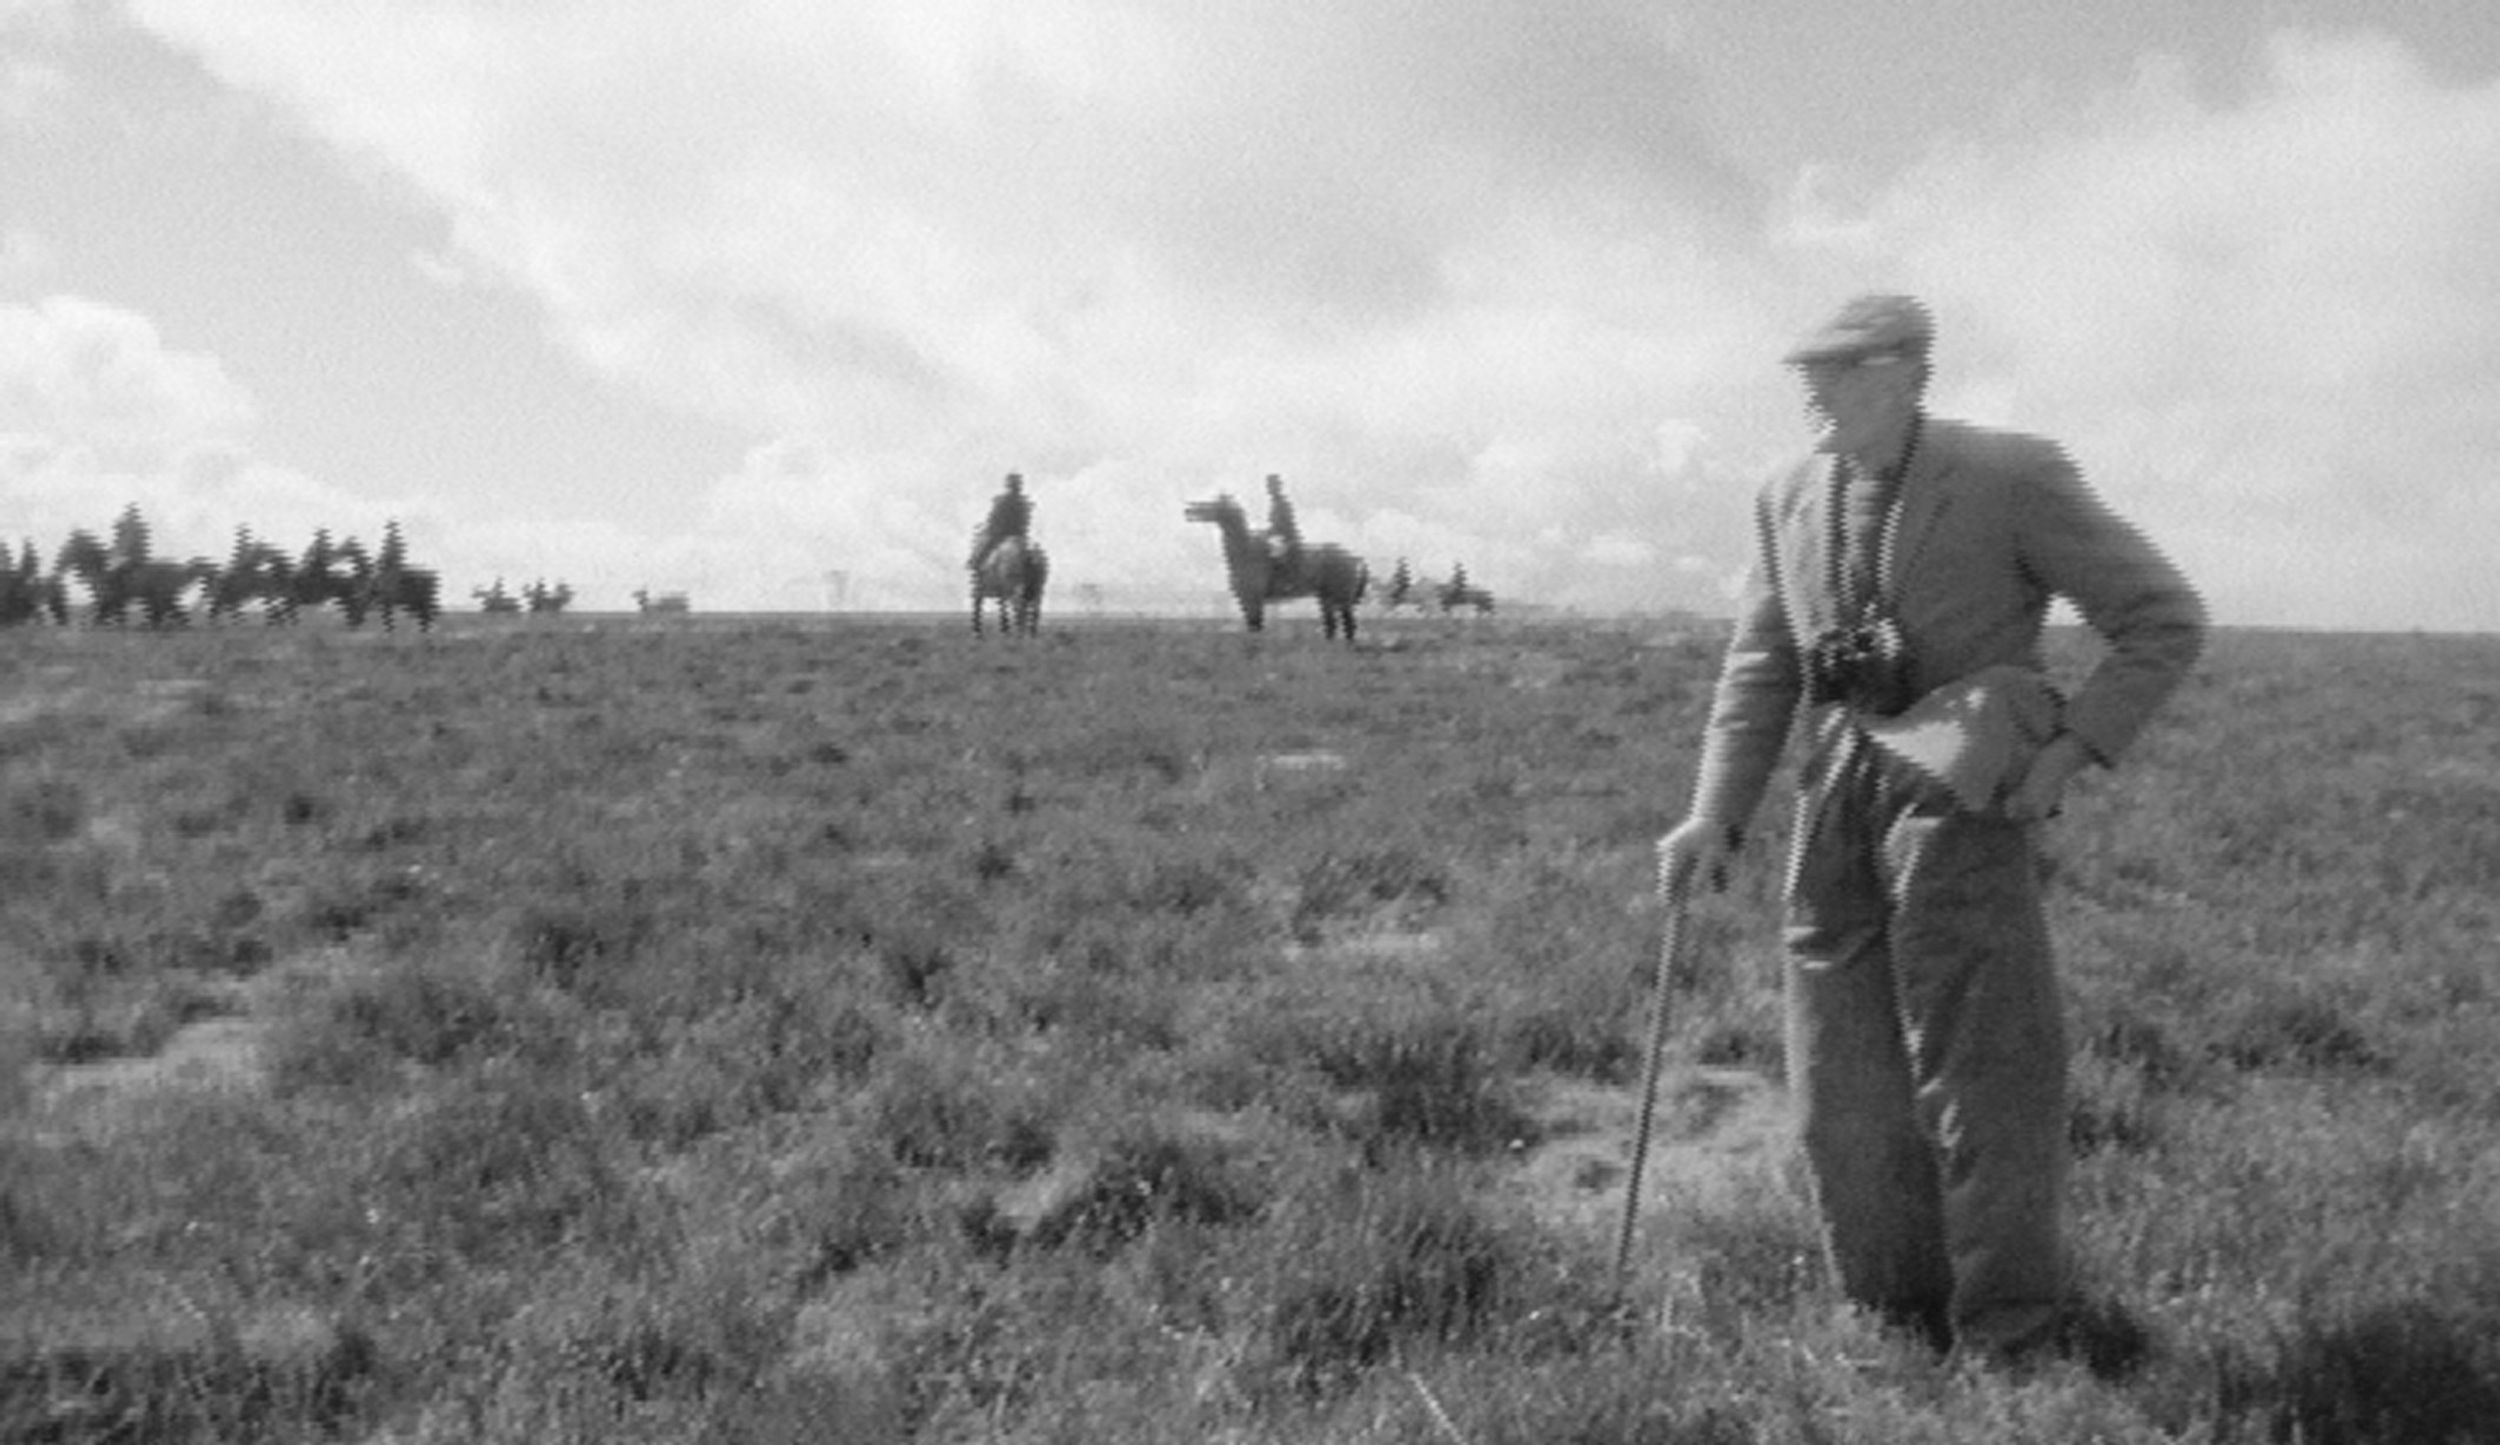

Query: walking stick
[[1611, 878, 1692, 1305]]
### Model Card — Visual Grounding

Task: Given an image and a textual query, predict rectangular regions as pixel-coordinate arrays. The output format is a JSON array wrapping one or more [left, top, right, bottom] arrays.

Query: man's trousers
[[1781, 732, 2068, 1356]]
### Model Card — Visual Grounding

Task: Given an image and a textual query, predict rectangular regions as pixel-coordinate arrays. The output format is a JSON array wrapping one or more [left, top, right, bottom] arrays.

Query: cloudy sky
[[4, 0, 2496, 627]]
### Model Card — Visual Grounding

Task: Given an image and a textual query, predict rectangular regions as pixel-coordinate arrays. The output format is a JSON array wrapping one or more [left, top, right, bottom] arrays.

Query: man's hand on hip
[[2002, 732, 2095, 823]]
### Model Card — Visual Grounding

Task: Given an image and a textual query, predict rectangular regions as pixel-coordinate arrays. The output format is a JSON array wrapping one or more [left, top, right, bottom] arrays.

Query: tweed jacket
[[1688, 417, 2206, 831]]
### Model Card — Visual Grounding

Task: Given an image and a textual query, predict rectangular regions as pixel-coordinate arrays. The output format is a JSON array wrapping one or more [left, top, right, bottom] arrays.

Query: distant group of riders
[[6, 480, 1458, 639], [970, 470, 1306, 579], [970, 470, 1309, 583], [970, 469, 1484, 639], [0, 505, 441, 632]]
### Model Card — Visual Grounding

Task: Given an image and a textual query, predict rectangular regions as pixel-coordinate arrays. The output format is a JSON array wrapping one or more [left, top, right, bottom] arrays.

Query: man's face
[[1798, 351, 1920, 456]]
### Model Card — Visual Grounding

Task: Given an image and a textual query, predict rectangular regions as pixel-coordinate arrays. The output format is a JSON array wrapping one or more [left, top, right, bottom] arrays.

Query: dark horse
[[54, 531, 212, 626], [1183, 494, 1367, 642], [361, 561, 442, 633], [0, 541, 65, 626], [971, 536, 1048, 636]]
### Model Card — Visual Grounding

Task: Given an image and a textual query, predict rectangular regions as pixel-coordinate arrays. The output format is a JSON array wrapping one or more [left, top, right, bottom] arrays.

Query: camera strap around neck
[[1827, 413, 1921, 626]]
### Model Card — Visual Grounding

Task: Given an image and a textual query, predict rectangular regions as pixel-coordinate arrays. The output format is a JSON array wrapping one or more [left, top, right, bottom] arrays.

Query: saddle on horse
[[1263, 533, 1303, 591]]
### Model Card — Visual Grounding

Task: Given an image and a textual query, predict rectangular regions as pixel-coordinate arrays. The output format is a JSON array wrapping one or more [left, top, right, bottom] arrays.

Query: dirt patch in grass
[[1497, 1066, 1795, 1240], [19, 951, 357, 1141]]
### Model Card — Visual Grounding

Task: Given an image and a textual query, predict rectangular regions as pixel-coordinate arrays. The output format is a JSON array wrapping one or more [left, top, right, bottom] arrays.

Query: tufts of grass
[[1460, 850, 1655, 1082], [2213, 991, 2389, 1075], [1379, 1347, 1760, 1445], [2068, 1051, 2170, 1157], [2213, 1284, 2500, 1445], [0, 774, 85, 844], [1216, 957, 1530, 1155], [0, 1301, 380, 1445], [1033, 719, 1198, 786], [606, 987, 887, 1150], [858, 1033, 1055, 1172], [350, 1067, 630, 1273], [1245, 1159, 1525, 1395], [482, 1248, 795, 1425], [989, 947, 1187, 1053], [1289, 845, 1451, 943], [24, 939, 223, 1065], [507, 892, 655, 996], [1644, 1175, 1832, 1350], [764, 1123, 920, 1282], [264, 959, 515, 1093], [1009, 1111, 1273, 1258]]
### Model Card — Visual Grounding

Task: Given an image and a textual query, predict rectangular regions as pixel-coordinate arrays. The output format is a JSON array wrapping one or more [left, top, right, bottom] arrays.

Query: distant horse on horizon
[[0, 540, 66, 626], [207, 537, 293, 624], [55, 531, 213, 627], [1183, 494, 1367, 642], [971, 535, 1049, 636], [362, 559, 441, 633]]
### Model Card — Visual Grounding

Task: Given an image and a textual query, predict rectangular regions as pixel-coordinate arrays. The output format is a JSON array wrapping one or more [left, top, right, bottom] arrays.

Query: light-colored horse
[[971, 535, 1048, 636], [1183, 494, 1368, 642]]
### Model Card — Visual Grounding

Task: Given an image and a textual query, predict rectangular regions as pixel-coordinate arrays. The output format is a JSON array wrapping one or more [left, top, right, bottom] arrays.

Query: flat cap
[[1782, 293, 1933, 363]]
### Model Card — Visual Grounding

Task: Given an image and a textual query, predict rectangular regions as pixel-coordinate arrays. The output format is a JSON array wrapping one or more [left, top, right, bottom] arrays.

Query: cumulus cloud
[[0, 295, 601, 596], [0, 296, 375, 561], [1812, 31, 2500, 630], [109, 0, 1779, 612], [1, 296, 256, 458], [47, 8, 2500, 626]]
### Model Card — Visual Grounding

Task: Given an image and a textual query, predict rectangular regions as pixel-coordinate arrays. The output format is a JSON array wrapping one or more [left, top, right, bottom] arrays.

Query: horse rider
[[970, 471, 1033, 571], [1263, 473, 1301, 580]]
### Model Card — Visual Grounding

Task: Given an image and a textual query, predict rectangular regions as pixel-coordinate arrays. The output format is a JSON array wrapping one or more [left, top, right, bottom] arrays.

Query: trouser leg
[[1784, 761, 1953, 1346], [1784, 743, 2068, 1357], [1883, 806, 2067, 1357]]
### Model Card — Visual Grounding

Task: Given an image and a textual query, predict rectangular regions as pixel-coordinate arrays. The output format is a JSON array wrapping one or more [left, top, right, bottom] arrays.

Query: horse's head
[[55, 530, 109, 579], [1182, 495, 1244, 529]]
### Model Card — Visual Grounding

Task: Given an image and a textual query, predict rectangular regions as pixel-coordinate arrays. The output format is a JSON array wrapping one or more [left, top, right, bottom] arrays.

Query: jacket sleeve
[[1686, 491, 1804, 833], [2013, 450, 2207, 764]]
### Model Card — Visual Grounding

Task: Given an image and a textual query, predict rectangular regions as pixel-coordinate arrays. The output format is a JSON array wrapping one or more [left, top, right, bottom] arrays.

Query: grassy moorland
[[3, 612, 2497, 1443]]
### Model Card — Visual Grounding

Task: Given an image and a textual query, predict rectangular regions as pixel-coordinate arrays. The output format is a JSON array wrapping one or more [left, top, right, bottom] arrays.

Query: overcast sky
[[4, 0, 2497, 627]]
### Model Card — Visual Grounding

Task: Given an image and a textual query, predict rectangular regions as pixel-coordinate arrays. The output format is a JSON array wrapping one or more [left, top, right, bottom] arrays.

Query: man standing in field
[[1655, 293, 2206, 1363]]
